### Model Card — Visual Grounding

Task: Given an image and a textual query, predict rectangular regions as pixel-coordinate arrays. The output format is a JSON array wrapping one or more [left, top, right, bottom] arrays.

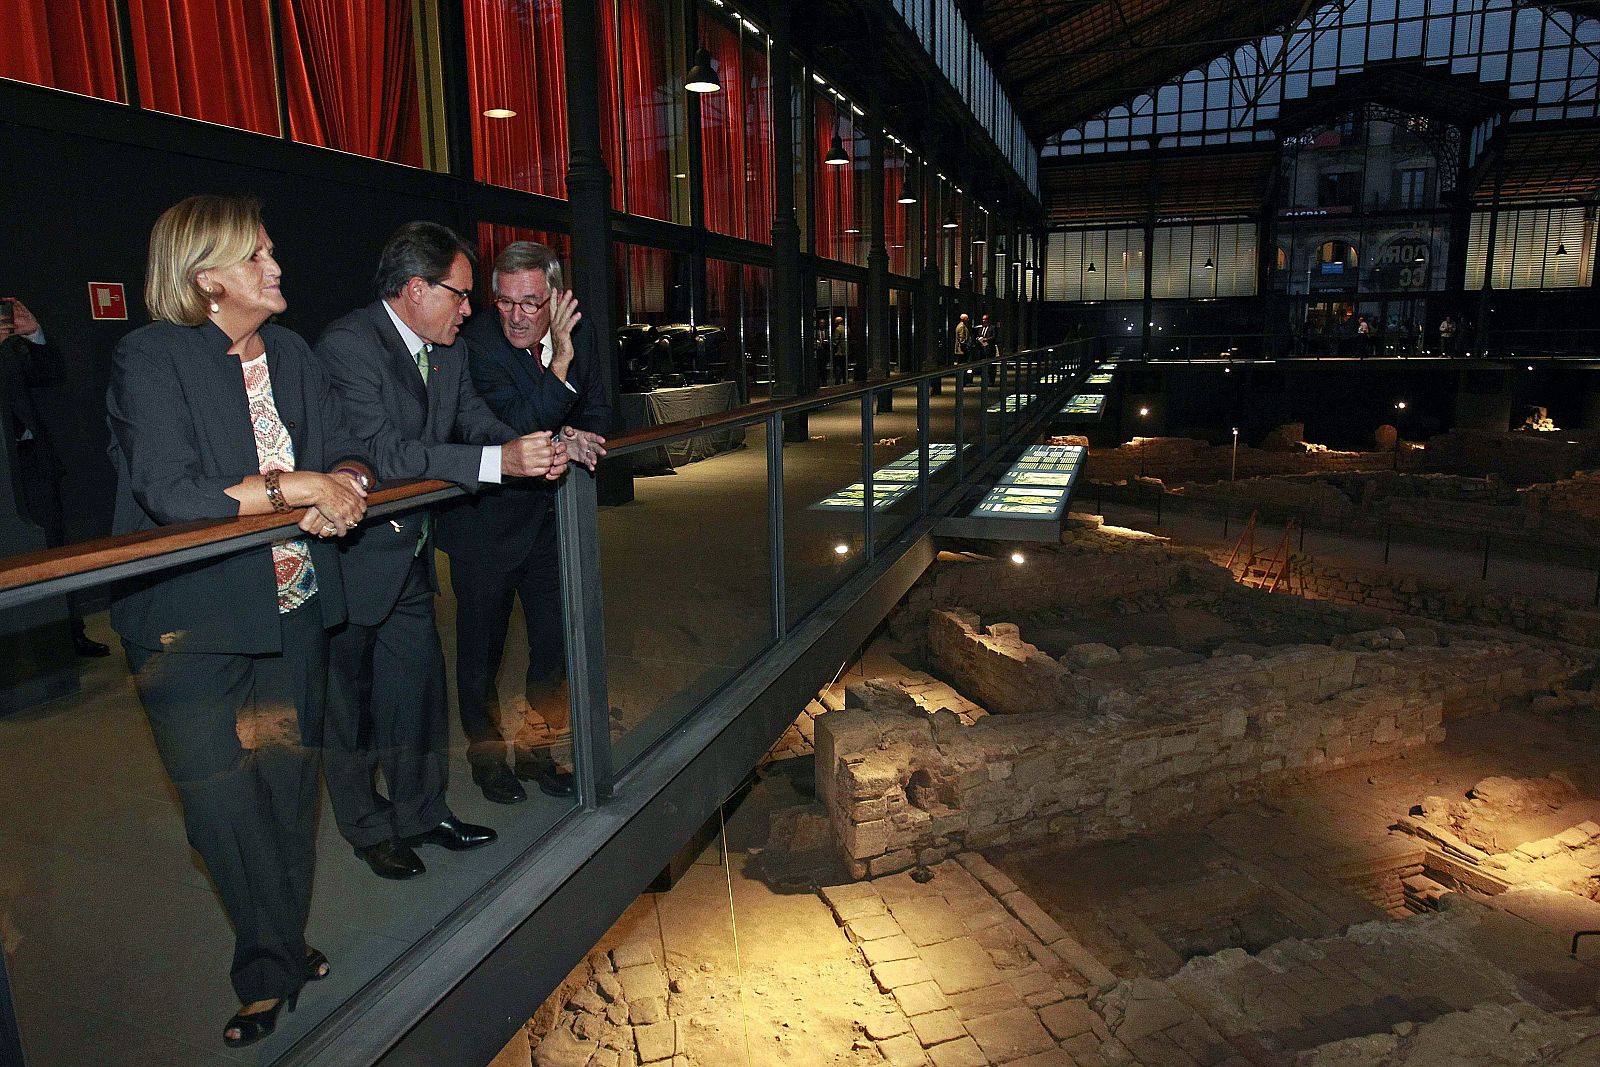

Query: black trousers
[[324, 556, 451, 849], [449, 512, 564, 771], [124, 600, 325, 1005]]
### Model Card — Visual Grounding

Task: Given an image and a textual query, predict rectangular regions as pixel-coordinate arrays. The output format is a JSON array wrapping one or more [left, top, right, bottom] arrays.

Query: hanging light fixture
[[1086, 262, 1097, 273], [897, 183, 918, 205], [685, 47, 721, 93], [1556, 242, 1570, 256], [1204, 257, 1215, 269], [941, 210, 958, 230], [824, 129, 850, 166]]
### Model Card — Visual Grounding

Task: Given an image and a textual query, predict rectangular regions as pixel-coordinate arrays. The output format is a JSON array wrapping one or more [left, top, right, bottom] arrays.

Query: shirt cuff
[[480, 445, 503, 484], [26, 328, 45, 345], [563, 378, 577, 395]]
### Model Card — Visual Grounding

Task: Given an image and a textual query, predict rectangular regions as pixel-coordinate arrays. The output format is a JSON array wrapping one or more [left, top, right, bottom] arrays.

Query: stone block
[[1039, 999, 1106, 1042], [633, 1021, 675, 1064], [862, 933, 920, 966], [847, 819, 893, 860], [863, 1013, 911, 1040], [891, 897, 969, 947], [910, 1007, 968, 1048], [596, 973, 624, 1003], [873, 957, 935, 992], [928, 1036, 989, 1067], [1002, 892, 1067, 945], [847, 913, 904, 943], [965, 1007, 1057, 1063], [616, 964, 668, 1004], [921, 936, 1006, 996], [949, 983, 1019, 1021], [532, 1022, 595, 1067], [895, 981, 951, 1017], [628, 997, 665, 1026], [611, 943, 656, 970], [878, 1033, 930, 1067]]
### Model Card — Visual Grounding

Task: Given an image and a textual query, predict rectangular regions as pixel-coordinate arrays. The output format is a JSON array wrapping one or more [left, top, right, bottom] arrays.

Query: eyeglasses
[[493, 293, 551, 316], [431, 280, 472, 303]]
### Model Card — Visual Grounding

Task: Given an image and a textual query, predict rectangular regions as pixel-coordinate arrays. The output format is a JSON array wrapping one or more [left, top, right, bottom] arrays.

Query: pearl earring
[[203, 286, 220, 314]]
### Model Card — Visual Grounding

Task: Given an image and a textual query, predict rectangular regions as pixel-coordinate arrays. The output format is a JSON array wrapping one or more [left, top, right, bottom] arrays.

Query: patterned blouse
[[242, 353, 317, 613]]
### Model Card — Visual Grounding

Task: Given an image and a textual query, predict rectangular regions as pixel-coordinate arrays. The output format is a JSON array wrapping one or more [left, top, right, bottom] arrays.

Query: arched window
[[1316, 240, 1358, 275]]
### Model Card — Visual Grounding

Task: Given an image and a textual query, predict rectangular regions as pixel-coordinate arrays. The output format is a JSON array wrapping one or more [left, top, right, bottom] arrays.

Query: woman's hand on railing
[[283, 471, 367, 537]]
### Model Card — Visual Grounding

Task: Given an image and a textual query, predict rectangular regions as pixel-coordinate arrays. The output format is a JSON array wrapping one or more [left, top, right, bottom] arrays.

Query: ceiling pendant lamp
[[897, 183, 918, 205], [1086, 262, 1097, 273], [1204, 256, 1215, 269], [1556, 242, 1570, 256], [685, 47, 721, 93], [824, 130, 850, 166]]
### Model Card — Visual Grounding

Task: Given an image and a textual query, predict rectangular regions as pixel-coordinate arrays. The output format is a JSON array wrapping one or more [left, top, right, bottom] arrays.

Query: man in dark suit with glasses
[[437, 241, 610, 805]]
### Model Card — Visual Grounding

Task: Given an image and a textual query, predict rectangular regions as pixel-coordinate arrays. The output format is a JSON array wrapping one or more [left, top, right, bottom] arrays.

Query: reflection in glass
[[600, 423, 773, 772], [599, 0, 689, 222], [872, 384, 923, 550], [465, 0, 568, 196], [784, 398, 866, 628]]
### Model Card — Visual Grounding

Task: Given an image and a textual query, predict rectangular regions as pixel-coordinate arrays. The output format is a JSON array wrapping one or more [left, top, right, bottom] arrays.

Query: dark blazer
[[314, 301, 518, 624], [435, 310, 613, 566], [106, 320, 373, 654], [1, 334, 65, 476]]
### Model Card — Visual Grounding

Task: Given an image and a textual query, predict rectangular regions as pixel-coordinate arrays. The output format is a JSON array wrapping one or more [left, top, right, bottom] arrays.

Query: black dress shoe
[[472, 763, 527, 805], [514, 758, 576, 798], [404, 816, 496, 851], [73, 633, 111, 658], [356, 838, 425, 880]]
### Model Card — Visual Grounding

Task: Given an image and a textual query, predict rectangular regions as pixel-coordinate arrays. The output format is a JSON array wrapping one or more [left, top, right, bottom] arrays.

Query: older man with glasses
[[314, 222, 568, 879], [437, 241, 610, 804]]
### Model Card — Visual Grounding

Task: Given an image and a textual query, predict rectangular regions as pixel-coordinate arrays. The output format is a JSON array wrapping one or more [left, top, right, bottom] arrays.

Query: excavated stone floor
[[494, 524, 1600, 1067]]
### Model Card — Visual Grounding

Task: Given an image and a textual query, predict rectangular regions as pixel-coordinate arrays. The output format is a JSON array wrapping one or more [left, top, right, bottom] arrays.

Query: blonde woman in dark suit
[[107, 195, 375, 1047]]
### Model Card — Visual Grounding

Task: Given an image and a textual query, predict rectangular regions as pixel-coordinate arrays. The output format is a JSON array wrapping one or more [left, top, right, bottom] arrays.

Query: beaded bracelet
[[263, 469, 292, 513]]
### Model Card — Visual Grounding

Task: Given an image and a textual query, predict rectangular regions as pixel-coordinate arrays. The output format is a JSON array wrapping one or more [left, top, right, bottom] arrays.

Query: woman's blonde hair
[[144, 195, 264, 326]]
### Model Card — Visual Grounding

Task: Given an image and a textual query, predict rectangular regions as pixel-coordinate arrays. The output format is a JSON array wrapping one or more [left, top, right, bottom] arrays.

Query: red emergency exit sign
[[87, 282, 127, 321]]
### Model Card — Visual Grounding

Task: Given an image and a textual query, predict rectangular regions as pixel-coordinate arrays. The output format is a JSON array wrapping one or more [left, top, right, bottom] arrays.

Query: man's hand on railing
[[561, 427, 607, 472], [503, 431, 569, 481]]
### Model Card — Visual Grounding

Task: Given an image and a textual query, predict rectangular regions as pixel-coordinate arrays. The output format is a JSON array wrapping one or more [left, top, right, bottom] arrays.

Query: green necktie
[[412, 346, 431, 554]]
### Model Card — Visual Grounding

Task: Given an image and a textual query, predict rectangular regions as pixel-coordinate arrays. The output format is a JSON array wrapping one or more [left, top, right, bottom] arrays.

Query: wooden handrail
[[0, 342, 1086, 599], [0, 479, 454, 595]]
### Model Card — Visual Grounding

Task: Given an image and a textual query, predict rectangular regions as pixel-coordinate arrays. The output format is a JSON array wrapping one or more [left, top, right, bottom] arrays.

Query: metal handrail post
[[767, 412, 786, 641], [555, 465, 615, 805]]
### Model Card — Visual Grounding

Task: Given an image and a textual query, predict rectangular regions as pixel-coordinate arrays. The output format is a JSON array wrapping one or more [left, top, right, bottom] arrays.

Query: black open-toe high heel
[[305, 947, 330, 982], [222, 993, 297, 1048]]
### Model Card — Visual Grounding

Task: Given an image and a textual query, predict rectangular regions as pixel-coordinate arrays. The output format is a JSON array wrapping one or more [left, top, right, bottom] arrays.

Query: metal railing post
[[918, 379, 931, 516], [954, 372, 966, 480], [767, 412, 786, 641], [555, 465, 615, 805], [862, 392, 876, 558]]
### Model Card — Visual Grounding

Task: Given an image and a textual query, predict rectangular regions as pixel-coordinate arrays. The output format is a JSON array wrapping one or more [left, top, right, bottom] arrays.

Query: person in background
[[0, 296, 109, 656], [832, 315, 848, 384], [315, 222, 566, 880], [107, 195, 374, 1046], [438, 241, 609, 804]]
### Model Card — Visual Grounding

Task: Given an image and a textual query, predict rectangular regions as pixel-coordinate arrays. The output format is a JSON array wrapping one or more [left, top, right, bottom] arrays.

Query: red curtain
[[3, 0, 122, 101], [279, 0, 422, 166], [464, 0, 567, 198], [698, 12, 773, 243], [127, 0, 278, 134], [600, 0, 676, 220], [698, 14, 742, 239], [815, 94, 857, 264]]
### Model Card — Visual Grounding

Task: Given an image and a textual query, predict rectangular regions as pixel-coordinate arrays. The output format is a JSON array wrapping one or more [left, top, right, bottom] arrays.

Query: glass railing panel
[[0, 492, 585, 1065], [928, 374, 963, 496], [872, 384, 923, 551], [598, 420, 774, 773], [963, 366, 991, 463], [783, 397, 868, 630]]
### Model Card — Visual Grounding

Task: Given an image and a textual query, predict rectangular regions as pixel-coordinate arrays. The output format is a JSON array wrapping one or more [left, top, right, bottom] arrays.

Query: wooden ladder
[[1224, 511, 1258, 575], [1241, 520, 1296, 593]]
